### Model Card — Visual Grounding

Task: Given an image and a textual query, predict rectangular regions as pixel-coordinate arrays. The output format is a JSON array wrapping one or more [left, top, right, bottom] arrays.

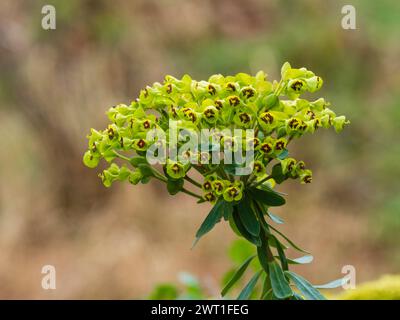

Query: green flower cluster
[[83, 62, 349, 202], [82, 62, 350, 301]]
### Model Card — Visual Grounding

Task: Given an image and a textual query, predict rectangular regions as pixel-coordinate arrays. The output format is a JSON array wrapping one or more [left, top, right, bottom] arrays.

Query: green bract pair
[[83, 62, 349, 300]]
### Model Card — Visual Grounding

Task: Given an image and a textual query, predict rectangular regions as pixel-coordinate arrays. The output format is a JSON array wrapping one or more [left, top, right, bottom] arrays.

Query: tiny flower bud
[[133, 138, 148, 151], [83, 151, 100, 168], [258, 112, 276, 132], [129, 170, 144, 185], [280, 158, 296, 175], [204, 192, 217, 204], [234, 111, 252, 128], [214, 100, 224, 110], [207, 84, 217, 95], [274, 138, 287, 152], [181, 108, 198, 123], [240, 86, 256, 99], [333, 116, 349, 133], [107, 126, 116, 140], [203, 106, 218, 124], [202, 180, 213, 192], [287, 79, 306, 94], [212, 180, 226, 195], [166, 160, 186, 179], [306, 76, 323, 93], [223, 186, 243, 202], [252, 160, 266, 177], [228, 95, 240, 107], [225, 82, 239, 92], [294, 161, 306, 177], [260, 142, 273, 156], [300, 169, 313, 184]]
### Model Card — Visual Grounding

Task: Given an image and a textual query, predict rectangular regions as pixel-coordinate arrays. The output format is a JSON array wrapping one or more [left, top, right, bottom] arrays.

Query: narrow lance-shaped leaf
[[222, 201, 233, 221], [261, 289, 273, 300], [249, 188, 286, 207], [268, 260, 293, 299], [269, 224, 310, 254], [267, 211, 284, 224], [221, 255, 256, 297], [283, 255, 314, 265], [260, 273, 272, 299], [271, 235, 288, 271], [193, 200, 225, 247], [285, 271, 326, 300], [314, 276, 350, 289], [237, 197, 260, 237], [292, 293, 305, 300], [232, 206, 261, 246], [237, 270, 263, 300]]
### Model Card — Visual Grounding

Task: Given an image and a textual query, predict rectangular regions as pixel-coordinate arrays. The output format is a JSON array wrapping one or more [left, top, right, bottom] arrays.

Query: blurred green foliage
[[337, 275, 400, 300], [148, 272, 205, 300]]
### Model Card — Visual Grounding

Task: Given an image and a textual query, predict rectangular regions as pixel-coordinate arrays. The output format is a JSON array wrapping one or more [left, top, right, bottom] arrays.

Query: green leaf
[[286, 255, 314, 265], [193, 200, 225, 246], [261, 288, 274, 300], [256, 243, 270, 273], [257, 184, 287, 196], [167, 178, 184, 195], [314, 277, 349, 289], [228, 212, 242, 237], [269, 224, 310, 254], [271, 236, 288, 271], [260, 274, 272, 299], [232, 206, 261, 246], [221, 255, 255, 297], [268, 260, 293, 299], [249, 187, 286, 207], [270, 163, 287, 184], [237, 197, 260, 237], [237, 270, 262, 300], [292, 293, 305, 300], [222, 201, 233, 221], [267, 212, 284, 224], [285, 271, 326, 300]]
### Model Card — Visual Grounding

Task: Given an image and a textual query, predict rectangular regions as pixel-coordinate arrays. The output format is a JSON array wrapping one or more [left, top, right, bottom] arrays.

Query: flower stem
[[251, 175, 272, 188], [113, 151, 131, 162], [181, 188, 203, 200], [184, 176, 202, 188]]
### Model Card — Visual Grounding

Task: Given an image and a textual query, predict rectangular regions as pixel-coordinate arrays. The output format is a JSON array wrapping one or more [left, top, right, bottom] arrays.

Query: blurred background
[[0, 0, 399, 299]]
